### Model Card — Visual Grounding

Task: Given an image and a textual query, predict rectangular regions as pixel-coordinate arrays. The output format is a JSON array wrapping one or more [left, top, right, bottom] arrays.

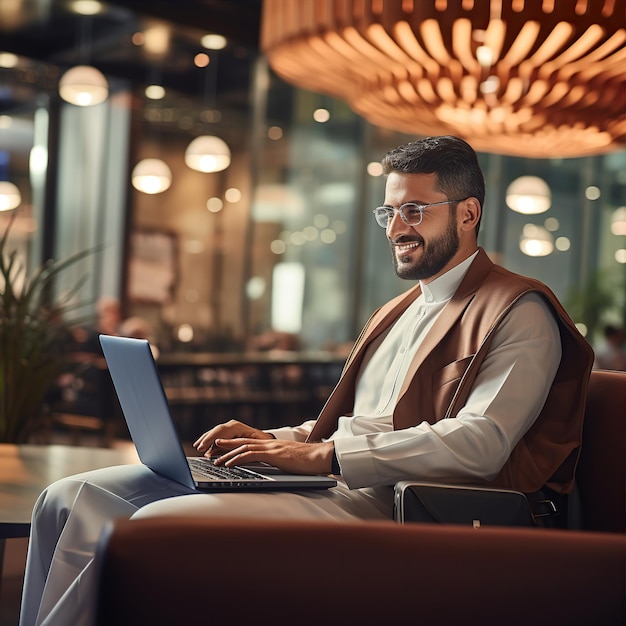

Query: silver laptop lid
[[99, 334, 196, 489], [99, 334, 337, 491]]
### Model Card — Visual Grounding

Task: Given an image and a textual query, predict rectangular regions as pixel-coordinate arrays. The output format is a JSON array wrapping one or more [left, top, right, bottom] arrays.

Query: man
[[20, 136, 593, 626]]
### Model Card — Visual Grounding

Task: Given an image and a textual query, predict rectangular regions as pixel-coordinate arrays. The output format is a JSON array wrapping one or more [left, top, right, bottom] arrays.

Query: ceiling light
[[0, 52, 18, 68], [59, 65, 108, 106], [70, 0, 103, 16], [544, 217, 560, 231], [185, 135, 231, 173], [520, 224, 554, 257], [261, 1, 626, 158], [555, 236, 571, 251], [143, 25, 170, 56], [506, 176, 552, 214], [194, 53, 210, 68], [367, 162, 383, 176], [476, 46, 494, 67], [267, 125, 283, 140], [201, 34, 227, 50], [145, 84, 165, 100], [313, 108, 330, 122], [479, 76, 500, 94], [224, 187, 242, 203], [131, 158, 172, 194], [585, 185, 601, 200], [206, 197, 224, 212], [0, 181, 21, 211], [611, 207, 626, 235]]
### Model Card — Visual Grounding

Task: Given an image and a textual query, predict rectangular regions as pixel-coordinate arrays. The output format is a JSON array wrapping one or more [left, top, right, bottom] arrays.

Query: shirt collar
[[419, 250, 479, 303]]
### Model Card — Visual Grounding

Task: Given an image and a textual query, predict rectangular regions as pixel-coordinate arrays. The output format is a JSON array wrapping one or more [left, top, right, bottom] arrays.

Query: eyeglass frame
[[372, 198, 467, 228]]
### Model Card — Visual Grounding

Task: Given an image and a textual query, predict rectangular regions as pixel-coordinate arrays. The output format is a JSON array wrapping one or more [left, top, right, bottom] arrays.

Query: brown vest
[[308, 248, 594, 494]]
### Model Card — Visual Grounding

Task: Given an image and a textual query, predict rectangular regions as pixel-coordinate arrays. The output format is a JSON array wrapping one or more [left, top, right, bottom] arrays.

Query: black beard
[[390, 216, 460, 281]]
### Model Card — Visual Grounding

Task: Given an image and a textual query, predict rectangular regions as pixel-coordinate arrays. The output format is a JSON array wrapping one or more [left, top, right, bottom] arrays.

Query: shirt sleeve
[[265, 420, 317, 442], [334, 292, 562, 489]]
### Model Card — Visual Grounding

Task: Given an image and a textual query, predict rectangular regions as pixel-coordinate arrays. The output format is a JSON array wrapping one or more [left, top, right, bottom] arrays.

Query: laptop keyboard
[[188, 457, 270, 481]]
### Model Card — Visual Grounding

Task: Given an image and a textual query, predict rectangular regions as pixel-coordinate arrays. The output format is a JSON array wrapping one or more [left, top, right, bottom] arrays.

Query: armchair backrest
[[575, 369, 626, 533]]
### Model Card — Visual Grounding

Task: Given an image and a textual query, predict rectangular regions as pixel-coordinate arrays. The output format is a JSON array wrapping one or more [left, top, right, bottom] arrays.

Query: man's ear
[[459, 197, 481, 232]]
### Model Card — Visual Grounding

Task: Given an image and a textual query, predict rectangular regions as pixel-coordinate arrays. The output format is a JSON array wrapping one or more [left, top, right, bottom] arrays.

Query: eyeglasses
[[372, 199, 466, 228]]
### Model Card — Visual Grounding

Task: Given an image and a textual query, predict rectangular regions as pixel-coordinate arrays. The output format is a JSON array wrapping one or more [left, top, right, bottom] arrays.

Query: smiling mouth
[[392, 240, 421, 254]]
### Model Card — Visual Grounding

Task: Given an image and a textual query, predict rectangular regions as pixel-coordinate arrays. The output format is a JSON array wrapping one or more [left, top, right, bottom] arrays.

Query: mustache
[[389, 234, 424, 247]]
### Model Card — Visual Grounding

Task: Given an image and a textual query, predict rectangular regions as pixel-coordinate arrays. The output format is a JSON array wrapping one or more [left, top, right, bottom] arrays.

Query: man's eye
[[404, 206, 421, 218]]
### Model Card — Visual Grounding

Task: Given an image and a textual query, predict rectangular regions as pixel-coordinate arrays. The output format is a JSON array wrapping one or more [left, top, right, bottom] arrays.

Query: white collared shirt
[[350, 252, 477, 420]]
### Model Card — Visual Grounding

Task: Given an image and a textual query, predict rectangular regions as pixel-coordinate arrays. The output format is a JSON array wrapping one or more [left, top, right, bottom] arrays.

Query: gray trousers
[[19, 464, 393, 626]]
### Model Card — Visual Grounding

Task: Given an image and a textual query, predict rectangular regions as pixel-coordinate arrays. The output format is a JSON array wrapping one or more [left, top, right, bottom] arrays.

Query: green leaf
[[0, 212, 98, 441]]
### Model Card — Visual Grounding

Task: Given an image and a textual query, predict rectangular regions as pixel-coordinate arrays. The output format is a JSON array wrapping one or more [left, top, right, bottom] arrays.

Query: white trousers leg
[[20, 464, 393, 626], [20, 465, 196, 626], [131, 480, 393, 522]]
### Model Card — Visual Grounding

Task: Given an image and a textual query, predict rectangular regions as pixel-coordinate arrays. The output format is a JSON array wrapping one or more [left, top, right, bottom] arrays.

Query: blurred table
[[0, 444, 139, 541]]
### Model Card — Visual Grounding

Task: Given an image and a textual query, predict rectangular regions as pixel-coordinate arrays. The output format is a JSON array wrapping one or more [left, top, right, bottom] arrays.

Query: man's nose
[[387, 208, 409, 237]]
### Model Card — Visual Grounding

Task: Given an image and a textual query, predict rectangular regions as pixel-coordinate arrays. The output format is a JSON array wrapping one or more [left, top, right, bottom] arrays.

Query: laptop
[[99, 334, 336, 491]]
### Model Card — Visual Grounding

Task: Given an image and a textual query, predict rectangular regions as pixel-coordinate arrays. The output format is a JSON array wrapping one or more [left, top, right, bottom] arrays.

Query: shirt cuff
[[332, 435, 381, 489]]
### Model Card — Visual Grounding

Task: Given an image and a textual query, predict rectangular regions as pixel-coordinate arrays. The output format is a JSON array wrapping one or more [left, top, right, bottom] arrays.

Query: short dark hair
[[381, 136, 485, 234]]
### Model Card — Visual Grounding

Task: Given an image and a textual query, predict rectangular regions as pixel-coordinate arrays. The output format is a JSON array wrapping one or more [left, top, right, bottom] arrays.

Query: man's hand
[[212, 438, 335, 476], [193, 420, 275, 457]]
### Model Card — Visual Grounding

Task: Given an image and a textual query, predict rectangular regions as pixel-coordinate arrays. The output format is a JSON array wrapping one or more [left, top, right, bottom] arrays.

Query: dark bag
[[394, 481, 537, 527]]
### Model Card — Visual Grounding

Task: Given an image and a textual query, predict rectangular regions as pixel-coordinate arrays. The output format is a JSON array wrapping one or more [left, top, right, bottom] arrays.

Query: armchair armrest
[[95, 517, 625, 626], [394, 481, 537, 527]]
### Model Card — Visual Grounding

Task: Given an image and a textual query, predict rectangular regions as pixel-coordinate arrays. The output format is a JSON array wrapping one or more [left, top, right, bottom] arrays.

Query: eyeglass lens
[[374, 204, 423, 227]]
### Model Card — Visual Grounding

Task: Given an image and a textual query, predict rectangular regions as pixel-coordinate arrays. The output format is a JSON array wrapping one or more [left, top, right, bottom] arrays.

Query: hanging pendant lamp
[[184, 135, 231, 173], [506, 176, 551, 214], [131, 158, 172, 194], [520, 224, 554, 256], [261, 0, 626, 158], [0, 181, 21, 211], [611, 207, 626, 236], [59, 3, 108, 106], [59, 64, 109, 106]]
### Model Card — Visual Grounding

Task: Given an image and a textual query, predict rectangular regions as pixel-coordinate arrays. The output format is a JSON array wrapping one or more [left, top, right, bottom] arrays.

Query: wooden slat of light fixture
[[261, 0, 626, 157]]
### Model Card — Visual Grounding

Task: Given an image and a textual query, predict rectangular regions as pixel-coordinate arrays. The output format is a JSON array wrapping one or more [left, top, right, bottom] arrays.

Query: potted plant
[[565, 269, 623, 344], [0, 212, 92, 442]]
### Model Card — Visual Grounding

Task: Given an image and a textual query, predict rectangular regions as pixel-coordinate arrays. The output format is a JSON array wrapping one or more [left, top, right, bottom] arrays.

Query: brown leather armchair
[[95, 516, 624, 626], [574, 368, 625, 532], [94, 370, 625, 625]]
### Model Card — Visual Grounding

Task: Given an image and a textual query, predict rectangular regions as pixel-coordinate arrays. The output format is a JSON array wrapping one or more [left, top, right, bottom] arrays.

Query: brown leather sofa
[[95, 370, 625, 625]]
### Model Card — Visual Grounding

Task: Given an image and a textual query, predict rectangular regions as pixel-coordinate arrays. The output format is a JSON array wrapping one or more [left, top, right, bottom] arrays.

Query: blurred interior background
[[1, 0, 624, 349], [0, 0, 625, 443]]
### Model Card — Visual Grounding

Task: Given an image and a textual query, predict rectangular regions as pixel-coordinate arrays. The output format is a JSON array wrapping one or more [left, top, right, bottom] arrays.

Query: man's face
[[384, 172, 461, 283]]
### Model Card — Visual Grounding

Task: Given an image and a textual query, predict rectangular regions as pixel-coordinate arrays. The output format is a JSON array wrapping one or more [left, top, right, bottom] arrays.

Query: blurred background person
[[593, 324, 626, 371]]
